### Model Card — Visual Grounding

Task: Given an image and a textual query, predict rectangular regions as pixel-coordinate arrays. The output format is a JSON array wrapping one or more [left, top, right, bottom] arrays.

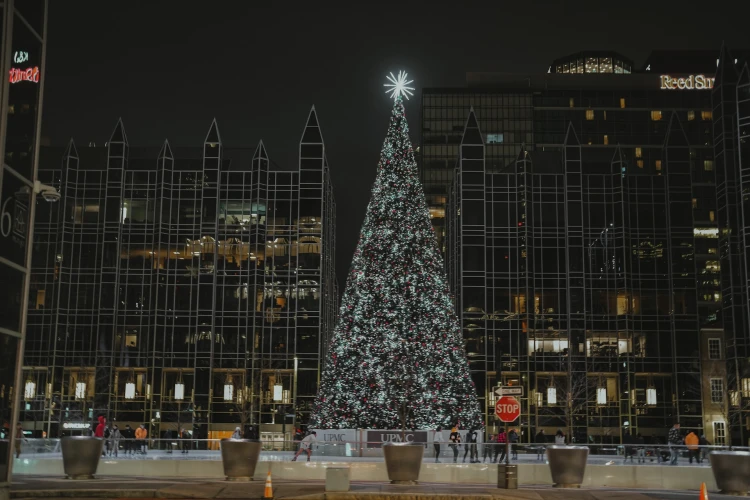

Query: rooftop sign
[[660, 74, 714, 90]]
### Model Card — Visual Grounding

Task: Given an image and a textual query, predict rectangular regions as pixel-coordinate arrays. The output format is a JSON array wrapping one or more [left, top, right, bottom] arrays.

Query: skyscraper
[[428, 49, 750, 444], [22, 109, 337, 444], [0, 0, 48, 488]]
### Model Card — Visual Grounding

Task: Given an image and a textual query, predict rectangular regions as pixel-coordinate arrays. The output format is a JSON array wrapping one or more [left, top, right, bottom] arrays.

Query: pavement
[[7, 476, 732, 500]]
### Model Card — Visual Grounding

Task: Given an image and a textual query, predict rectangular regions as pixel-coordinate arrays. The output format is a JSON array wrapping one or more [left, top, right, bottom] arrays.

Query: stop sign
[[495, 396, 520, 422]]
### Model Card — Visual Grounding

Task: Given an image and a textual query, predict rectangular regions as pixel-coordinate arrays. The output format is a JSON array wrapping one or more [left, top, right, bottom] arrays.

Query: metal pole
[[505, 423, 509, 465]]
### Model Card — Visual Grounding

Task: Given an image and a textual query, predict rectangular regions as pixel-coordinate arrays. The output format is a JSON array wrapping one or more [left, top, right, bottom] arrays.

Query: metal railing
[[9, 438, 748, 466]]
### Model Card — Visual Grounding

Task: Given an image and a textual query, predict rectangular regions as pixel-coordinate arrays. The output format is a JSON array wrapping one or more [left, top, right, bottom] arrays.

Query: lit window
[[710, 210, 715, 222], [655, 160, 662, 171], [487, 133, 504, 144], [603, 135, 609, 145], [569, 98, 574, 108], [620, 98, 626, 108], [710, 378, 724, 403], [651, 111, 663, 121], [637, 160, 644, 169], [704, 160, 714, 171], [585, 57, 598, 73], [714, 421, 726, 446], [742, 378, 750, 398], [730, 390, 740, 407], [547, 386, 557, 405], [635, 147, 642, 158], [688, 110, 695, 121], [692, 198, 698, 209], [586, 109, 595, 120], [702, 111, 713, 121], [708, 338, 722, 360]]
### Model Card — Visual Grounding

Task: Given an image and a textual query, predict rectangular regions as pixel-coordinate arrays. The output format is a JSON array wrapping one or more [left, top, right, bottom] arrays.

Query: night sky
[[42, 2, 747, 282]]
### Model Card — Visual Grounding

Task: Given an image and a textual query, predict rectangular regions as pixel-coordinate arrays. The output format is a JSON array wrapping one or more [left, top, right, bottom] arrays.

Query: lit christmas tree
[[310, 73, 483, 430]]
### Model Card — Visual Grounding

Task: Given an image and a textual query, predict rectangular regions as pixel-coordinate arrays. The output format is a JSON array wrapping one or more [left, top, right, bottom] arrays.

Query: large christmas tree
[[310, 80, 482, 430]]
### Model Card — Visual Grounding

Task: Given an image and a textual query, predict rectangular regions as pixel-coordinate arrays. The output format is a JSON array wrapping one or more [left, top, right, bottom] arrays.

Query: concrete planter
[[61, 436, 104, 479], [220, 439, 262, 481], [710, 450, 750, 496], [383, 442, 424, 484], [546, 445, 589, 488]]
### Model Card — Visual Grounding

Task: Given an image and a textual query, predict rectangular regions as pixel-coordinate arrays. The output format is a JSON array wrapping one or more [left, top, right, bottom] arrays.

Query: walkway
[[7, 476, 731, 500]]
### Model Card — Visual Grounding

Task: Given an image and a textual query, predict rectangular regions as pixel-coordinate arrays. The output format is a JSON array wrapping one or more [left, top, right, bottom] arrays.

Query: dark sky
[[42, 2, 748, 283]]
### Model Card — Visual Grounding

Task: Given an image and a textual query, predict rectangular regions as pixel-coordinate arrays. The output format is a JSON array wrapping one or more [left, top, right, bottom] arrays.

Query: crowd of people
[[91, 415, 192, 456]]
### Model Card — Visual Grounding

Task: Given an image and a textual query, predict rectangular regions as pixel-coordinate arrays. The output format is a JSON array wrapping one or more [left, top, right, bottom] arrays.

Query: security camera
[[33, 180, 60, 202]]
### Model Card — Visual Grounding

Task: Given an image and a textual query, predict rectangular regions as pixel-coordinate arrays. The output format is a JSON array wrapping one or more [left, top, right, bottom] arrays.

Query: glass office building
[[425, 49, 750, 445], [0, 0, 48, 486], [21, 109, 337, 445]]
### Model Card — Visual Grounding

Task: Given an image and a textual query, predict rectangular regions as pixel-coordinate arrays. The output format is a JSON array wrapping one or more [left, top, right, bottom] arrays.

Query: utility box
[[497, 463, 518, 489], [325, 466, 351, 492]]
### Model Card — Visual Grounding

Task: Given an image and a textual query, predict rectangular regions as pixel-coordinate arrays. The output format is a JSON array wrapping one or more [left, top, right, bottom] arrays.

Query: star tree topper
[[384, 71, 415, 100]]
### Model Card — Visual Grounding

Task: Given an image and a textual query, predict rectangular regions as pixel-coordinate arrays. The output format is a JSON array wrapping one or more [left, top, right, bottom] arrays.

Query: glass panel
[[0, 334, 20, 482]]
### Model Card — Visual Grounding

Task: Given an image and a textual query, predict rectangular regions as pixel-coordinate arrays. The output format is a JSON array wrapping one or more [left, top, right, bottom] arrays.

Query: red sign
[[9, 67, 40, 84], [495, 396, 520, 422]]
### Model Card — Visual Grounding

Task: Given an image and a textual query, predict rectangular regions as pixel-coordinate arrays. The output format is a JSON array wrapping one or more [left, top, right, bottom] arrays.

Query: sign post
[[495, 395, 520, 489]]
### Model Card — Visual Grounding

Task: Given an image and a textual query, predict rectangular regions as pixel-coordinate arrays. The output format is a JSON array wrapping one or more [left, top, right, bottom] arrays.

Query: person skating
[[135, 424, 148, 454], [231, 426, 243, 439], [668, 423, 682, 465], [685, 430, 700, 464], [95, 416, 107, 456], [14, 424, 27, 459], [535, 429, 546, 460], [554, 429, 565, 445], [180, 427, 190, 454], [623, 431, 635, 463], [109, 425, 121, 457], [433, 428, 443, 463], [292, 431, 317, 462], [636, 433, 646, 463], [508, 428, 519, 460], [464, 427, 478, 463], [483, 434, 494, 463], [122, 425, 134, 455], [449, 426, 461, 463], [699, 434, 710, 463], [494, 429, 507, 463]]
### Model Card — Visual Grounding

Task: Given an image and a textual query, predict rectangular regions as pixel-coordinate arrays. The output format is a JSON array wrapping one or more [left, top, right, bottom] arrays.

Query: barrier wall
[[12, 458, 718, 491]]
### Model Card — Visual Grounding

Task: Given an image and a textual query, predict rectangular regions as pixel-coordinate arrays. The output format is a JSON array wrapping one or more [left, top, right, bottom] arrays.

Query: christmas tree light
[[309, 88, 482, 430]]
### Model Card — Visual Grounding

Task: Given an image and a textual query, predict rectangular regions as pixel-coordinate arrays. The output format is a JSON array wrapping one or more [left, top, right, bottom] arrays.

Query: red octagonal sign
[[495, 396, 520, 422]]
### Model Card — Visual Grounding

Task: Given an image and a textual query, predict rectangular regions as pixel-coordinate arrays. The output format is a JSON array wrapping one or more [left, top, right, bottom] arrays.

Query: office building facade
[[426, 49, 750, 444], [0, 0, 48, 485], [21, 109, 337, 444]]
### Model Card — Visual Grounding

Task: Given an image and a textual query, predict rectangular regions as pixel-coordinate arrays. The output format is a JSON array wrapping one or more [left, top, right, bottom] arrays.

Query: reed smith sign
[[660, 74, 715, 90]]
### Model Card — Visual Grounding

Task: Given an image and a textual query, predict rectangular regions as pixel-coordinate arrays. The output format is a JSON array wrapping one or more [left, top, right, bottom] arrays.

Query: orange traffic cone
[[264, 471, 273, 499], [700, 482, 709, 500]]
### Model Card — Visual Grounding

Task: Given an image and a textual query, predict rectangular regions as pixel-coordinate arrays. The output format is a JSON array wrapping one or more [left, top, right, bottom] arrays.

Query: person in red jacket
[[94, 416, 106, 438], [94, 416, 106, 456]]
